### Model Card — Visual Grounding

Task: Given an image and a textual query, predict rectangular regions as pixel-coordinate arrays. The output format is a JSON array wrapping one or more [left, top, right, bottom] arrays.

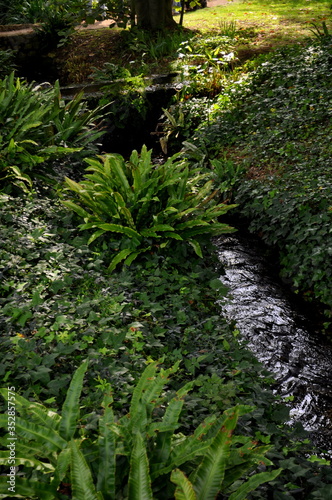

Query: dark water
[[215, 233, 332, 455]]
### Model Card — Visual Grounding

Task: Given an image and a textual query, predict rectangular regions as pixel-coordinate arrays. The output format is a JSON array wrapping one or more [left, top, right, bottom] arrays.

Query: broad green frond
[[59, 360, 89, 441], [128, 432, 153, 500], [228, 468, 283, 500], [70, 440, 101, 500], [171, 469, 197, 500], [192, 407, 241, 500]]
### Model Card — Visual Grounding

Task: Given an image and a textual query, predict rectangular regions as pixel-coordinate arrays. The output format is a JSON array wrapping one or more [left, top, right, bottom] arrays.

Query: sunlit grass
[[184, 0, 332, 47]]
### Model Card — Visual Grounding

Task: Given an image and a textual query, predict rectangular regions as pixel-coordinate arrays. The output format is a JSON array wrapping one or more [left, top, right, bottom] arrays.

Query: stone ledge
[[0, 24, 35, 35]]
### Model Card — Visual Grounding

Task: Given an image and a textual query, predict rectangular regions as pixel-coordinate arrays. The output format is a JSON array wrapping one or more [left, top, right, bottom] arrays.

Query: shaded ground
[[0, 1, 231, 34], [1, 0, 328, 84]]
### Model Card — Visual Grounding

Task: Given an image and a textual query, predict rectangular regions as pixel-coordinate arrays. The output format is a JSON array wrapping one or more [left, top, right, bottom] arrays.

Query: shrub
[[62, 145, 236, 271], [177, 39, 332, 322], [236, 175, 332, 322], [0, 0, 89, 25], [0, 73, 105, 191]]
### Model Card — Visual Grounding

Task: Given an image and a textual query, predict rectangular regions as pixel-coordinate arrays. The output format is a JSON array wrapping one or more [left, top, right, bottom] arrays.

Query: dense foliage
[[0, 73, 105, 192], [0, 0, 89, 25], [1, 192, 332, 498], [62, 145, 235, 270], [1, 3, 332, 497], [162, 37, 332, 326], [0, 361, 282, 499]]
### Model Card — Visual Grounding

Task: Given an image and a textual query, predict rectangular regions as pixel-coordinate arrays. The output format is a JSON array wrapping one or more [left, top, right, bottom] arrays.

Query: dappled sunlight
[[185, 0, 331, 47]]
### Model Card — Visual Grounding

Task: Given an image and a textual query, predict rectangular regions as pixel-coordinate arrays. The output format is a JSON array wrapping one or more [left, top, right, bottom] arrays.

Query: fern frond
[[70, 440, 100, 500], [128, 432, 153, 500], [171, 469, 197, 500], [59, 360, 89, 441]]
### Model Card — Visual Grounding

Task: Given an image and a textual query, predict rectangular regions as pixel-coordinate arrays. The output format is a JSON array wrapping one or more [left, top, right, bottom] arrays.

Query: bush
[[178, 39, 332, 322], [62, 145, 236, 271], [0, 0, 89, 25], [236, 175, 332, 322], [0, 73, 105, 191]]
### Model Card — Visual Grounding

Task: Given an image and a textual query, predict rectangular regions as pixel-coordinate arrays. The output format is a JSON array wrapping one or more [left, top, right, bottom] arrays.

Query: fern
[[228, 469, 283, 500], [0, 73, 105, 191], [70, 440, 101, 500], [0, 363, 281, 498], [171, 469, 197, 500], [191, 407, 242, 500], [128, 432, 154, 500], [63, 146, 236, 271], [0, 414, 67, 452], [97, 390, 116, 500], [59, 359, 88, 441]]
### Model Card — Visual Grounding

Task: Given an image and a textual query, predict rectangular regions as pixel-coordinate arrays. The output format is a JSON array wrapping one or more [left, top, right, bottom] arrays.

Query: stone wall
[[0, 28, 40, 57], [0, 27, 58, 81]]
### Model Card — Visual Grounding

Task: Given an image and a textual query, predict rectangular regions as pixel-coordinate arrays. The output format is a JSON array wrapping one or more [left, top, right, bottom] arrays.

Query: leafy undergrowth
[[233, 40, 332, 328], [1, 191, 332, 498], [160, 33, 332, 330], [1, 2, 332, 496]]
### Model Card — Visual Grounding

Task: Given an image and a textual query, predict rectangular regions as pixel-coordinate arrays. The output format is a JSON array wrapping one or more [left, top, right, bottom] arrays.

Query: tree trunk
[[130, 0, 136, 26], [135, 0, 177, 30]]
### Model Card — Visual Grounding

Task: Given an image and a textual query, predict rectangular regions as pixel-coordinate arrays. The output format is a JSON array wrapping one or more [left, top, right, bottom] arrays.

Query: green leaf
[[0, 390, 60, 431], [128, 362, 158, 432], [171, 469, 197, 500], [52, 447, 71, 487], [64, 177, 85, 193], [97, 391, 116, 500], [120, 205, 137, 229], [188, 239, 203, 258], [176, 220, 209, 230], [108, 154, 132, 196], [228, 468, 283, 500], [0, 476, 56, 499], [8, 166, 32, 187], [0, 451, 53, 470], [88, 229, 107, 245], [59, 360, 88, 441], [70, 440, 100, 500], [150, 381, 194, 478], [108, 248, 136, 273], [162, 231, 183, 240], [82, 222, 141, 241], [62, 200, 90, 219], [208, 279, 227, 291], [128, 432, 153, 500], [0, 414, 67, 452], [146, 224, 175, 233], [124, 249, 147, 267], [192, 407, 242, 500]]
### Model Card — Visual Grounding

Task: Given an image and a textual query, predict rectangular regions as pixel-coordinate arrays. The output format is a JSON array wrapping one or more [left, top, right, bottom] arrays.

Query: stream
[[214, 232, 332, 456]]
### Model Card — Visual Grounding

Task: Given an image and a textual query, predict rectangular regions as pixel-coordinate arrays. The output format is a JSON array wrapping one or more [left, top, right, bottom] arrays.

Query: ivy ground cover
[[1, 190, 332, 497], [164, 34, 332, 331]]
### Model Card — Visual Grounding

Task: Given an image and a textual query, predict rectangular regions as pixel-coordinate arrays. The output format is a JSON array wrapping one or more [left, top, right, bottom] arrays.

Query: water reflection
[[215, 234, 332, 454]]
